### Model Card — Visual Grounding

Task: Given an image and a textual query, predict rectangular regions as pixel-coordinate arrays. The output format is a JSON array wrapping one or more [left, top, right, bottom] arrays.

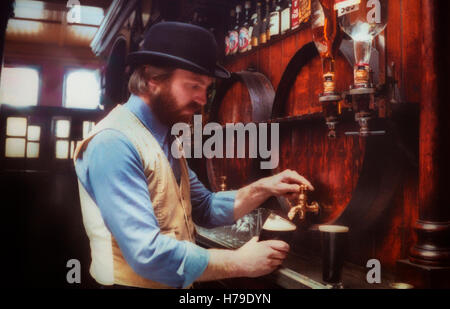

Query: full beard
[[150, 83, 201, 126]]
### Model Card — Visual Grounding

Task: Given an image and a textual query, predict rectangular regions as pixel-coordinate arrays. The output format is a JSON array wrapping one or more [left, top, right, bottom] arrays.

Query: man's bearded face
[[148, 69, 214, 126], [150, 81, 202, 126]]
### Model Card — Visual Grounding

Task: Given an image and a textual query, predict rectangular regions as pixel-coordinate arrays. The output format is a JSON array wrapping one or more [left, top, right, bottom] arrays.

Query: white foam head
[[318, 225, 349, 233], [262, 213, 296, 232]]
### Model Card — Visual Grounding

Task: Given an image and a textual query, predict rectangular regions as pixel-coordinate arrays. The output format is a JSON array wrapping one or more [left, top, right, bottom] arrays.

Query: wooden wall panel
[[386, 0, 402, 94], [291, 60, 310, 115], [269, 44, 284, 90], [401, 0, 421, 104], [386, 0, 422, 104], [258, 43, 271, 79], [282, 34, 297, 69]]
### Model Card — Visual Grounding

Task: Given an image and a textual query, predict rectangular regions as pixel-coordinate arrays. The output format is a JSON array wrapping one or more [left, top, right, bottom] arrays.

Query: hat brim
[[127, 51, 231, 79]]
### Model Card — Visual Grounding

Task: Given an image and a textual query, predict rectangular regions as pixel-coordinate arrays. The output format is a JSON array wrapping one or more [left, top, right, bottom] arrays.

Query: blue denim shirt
[[75, 95, 237, 288]]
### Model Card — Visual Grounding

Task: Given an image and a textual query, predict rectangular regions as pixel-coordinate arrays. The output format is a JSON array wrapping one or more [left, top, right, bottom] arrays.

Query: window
[[82, 121, 95, 139], [70, 120, 96, 158], [5, 117, 41, 158], [64, 69, 101, 109], [53, 118, 95, 160], [0, 67, 40, 106], [54, 118, 71, 159]]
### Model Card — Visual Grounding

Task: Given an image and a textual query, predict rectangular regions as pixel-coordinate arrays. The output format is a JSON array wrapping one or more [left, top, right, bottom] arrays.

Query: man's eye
[[207, 84, 216, 103]]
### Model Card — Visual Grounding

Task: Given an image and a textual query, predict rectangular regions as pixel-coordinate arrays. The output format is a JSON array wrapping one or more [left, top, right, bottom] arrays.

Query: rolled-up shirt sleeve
[[75, 129, 209, 288], [188, 168, 237, 228]]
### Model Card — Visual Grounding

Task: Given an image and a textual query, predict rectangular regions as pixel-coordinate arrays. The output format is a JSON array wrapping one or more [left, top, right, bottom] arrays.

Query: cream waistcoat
[[73, 104, 195, 289]]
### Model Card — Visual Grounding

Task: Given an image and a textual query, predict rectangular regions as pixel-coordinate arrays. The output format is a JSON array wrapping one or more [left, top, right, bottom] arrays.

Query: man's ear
[[147, 78, 160, 94]]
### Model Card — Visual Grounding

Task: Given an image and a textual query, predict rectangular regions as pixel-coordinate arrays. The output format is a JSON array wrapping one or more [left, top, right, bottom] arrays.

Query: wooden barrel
[[270, 42, 411, 233], [205, 70, 275, 192]]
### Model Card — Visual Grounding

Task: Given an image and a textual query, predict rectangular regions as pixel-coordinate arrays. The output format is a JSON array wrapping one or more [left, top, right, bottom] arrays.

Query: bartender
[[73, 21, 313, 289]]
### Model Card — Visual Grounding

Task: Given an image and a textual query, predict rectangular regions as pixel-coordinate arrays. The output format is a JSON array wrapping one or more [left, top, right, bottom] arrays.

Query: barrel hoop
[[210, 70, 275, 123], [271, 42, 318, 119], [206, 70, 275, 192]]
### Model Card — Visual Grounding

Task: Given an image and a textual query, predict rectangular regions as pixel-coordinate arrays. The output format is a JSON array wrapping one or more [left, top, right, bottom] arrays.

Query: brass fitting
[[288, 184, 320, 221]]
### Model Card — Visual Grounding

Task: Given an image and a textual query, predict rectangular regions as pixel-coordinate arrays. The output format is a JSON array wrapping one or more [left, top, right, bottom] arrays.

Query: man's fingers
[[284, 192, 298, 201], [278, 183, 301, 195], [264, 240, 290, 253], [268, 249, 288, 260], [281, 170, 314, 191], [269, 259, 283, 268]]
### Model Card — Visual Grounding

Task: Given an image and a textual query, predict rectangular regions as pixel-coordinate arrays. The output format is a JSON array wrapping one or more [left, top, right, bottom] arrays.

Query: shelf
[[223, 21, 311, 65]]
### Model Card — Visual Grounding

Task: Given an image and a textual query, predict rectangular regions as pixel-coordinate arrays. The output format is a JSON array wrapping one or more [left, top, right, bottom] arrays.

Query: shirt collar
[[123, 95, 170, 145]]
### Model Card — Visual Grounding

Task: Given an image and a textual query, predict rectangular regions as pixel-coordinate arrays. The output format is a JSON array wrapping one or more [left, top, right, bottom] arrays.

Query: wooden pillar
[[397, 0, 450, 288]]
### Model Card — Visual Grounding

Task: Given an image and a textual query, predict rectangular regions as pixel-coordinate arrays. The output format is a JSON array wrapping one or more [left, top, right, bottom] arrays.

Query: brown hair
[[128, 65, 175, 96]]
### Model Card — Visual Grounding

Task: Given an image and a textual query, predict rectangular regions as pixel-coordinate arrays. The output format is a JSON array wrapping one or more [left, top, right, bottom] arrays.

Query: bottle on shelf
[[291, 0, 300, 30], [225, 9, 236, 56], [251, 1, 262, 48], [298, 0, 312, 24], [269, 0, 281, 39], [262, 0, 270, 43], [239, 1, 252, 53], [280, 0, 291, 35], [311, 0, 342, 95], [229, 5, 241, 56]]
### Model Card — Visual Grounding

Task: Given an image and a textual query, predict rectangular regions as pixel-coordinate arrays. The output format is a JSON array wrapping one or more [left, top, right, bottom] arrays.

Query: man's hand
[[233, 169, 313, 220], [259, 169, 314, 199], [197, 237, 290, 283], [234, 236, 290, 277]]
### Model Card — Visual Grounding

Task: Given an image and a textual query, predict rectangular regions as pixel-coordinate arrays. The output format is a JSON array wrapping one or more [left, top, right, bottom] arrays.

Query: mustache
[[187, 101, 202, 113]]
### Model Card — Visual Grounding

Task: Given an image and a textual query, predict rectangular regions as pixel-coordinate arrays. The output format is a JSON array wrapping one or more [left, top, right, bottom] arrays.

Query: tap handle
[[286, 185, 320, 221], [307, 201, 320, 215], [345, 116, 386, 136], [345, 130, 386, 137]]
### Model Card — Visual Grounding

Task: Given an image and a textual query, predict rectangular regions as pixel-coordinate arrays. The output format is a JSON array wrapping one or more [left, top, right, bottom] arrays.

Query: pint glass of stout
[[319, 225, 349, 288], [258, 213, 297, 243]]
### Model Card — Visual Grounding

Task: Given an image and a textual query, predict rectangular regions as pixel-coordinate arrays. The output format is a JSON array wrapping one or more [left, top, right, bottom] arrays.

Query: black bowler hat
[[127, 21, 230, 79]]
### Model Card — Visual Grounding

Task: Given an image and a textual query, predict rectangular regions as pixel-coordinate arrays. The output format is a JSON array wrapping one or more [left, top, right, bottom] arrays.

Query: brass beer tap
[[288, 184, 320, 221]]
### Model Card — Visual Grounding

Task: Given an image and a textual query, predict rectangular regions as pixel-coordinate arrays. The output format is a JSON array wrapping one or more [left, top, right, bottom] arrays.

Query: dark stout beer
[[259, 213, 297, 243], [319, 225, 349, 287]]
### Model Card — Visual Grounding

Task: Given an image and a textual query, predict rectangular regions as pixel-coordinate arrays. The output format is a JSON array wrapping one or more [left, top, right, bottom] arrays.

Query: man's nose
[[194, 91, 208, 106]]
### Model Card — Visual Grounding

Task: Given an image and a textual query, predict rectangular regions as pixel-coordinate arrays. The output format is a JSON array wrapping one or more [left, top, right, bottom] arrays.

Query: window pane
[[65, 70, 100, 109], [56, 140, 69, 159], [79, 6, 104, 26], [7, 117, 28, 137], [0, 67, 39, 106], [83, 121, 95, 138], [55, 120, 70, 138], [13, 1, 46, 20], [28, 125, 41, 141], [27, 142, 40, 158], [5, 138, 26, 158]]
